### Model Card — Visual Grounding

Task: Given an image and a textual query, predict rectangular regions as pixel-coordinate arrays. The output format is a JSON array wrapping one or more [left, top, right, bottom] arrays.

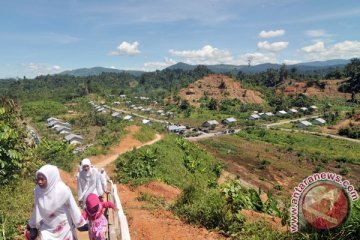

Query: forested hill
[[0, 66, 212, 102], [0, 59, 358, 103], [60, 67, 145, 77], [167, 59, 350, 74]]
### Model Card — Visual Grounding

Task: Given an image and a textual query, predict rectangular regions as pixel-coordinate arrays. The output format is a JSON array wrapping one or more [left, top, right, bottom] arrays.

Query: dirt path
[[62, 125, 226, 240]]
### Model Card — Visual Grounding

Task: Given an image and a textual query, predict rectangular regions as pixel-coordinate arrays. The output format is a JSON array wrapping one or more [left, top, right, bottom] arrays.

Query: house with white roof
[[310, 105, 318, 111], [120, 95, 126, 98], [157, 110, 164, 114], [55, 125, 72, 133], [298, 121, 312, 128], [64, 134, 83, 145], [263, 112, 275, 118], [289, 109, 298, 114], [202, 120, 219, 128], [222, 117, 237, 125], [249, 114, 260, 120], [142, 119, 151, 125], [47, 117, 60, 123], [313, 118, 326, 125], [167, 125, 186, 132], [123, 115, 133, 121], [111, 112, 121, 118], [277, 110, 287, 115], [300, 107, 308, 112]]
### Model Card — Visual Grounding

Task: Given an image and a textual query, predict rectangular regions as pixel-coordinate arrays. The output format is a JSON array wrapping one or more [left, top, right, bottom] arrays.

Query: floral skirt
[[89, 215, 108, 240]]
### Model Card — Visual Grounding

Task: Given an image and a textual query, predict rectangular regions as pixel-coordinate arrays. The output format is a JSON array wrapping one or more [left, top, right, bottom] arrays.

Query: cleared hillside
[[178, 74, 264, 107], [278, 79, 352, 99]]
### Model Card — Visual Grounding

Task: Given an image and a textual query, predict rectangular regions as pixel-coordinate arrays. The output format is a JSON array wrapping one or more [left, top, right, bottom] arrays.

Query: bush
[[34, 139, 76, 172], [0, 179, 35, 239], [21, 100, 67, 122]]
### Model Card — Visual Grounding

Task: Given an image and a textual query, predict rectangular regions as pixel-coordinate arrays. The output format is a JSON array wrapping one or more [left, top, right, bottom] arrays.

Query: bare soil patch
[[178, 74, 263, 107], [278, 79, 351, 99], [118, 184, 226, 240]]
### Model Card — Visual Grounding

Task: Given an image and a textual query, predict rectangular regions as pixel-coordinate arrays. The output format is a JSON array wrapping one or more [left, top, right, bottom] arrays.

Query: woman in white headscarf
[[77, 158, 103, 206], [26, 164, 86, 240]]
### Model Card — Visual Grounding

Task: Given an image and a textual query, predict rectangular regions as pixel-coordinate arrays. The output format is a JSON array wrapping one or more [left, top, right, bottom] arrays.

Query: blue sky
[[1, 0, 360, 78]]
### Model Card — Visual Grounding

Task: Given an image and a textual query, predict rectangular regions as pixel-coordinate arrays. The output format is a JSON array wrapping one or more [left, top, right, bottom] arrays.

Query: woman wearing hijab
[[82, 193, 116, 240], [26, 164, 86, 240], [77, 158, 104, 207]]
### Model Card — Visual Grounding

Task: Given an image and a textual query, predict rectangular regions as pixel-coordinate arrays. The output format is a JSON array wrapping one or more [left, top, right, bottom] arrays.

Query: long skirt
[[88, 214, 108, 240]]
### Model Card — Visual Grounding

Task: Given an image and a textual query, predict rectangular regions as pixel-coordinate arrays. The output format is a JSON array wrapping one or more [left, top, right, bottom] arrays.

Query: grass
[[237, 128, 360, 164], [0, 179, 35, 239], [133, 125, 156, 143], [116, 134, 220, 188]]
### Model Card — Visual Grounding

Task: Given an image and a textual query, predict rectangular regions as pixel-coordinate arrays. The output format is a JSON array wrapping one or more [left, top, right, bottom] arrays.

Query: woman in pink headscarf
[[82, 193, 116, 240], [26, 164, 86, 240]]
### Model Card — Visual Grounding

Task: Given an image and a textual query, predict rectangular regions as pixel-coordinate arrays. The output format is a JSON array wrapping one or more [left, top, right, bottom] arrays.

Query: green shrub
[[134, 126, 156, 143], [0, 179, 35, 239], [21, 100, 67, 122], [34, 139, 76, 172]]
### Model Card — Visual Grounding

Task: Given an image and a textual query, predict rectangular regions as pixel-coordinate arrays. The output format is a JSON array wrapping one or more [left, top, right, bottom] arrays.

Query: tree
[[0, 98, 40, 184], [208, 98, 218, 110], [279, 64, 288, 84], [179, 99, 190, 110], [343, 58, 360, 93]]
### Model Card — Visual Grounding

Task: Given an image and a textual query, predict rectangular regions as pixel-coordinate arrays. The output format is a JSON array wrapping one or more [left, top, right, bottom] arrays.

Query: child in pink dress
[[82, 193, 116, 240]]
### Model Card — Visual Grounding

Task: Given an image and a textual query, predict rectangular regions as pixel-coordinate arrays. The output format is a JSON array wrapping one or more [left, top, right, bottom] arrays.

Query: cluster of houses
[[89, 101, 134, 121], [249, 105, 318, 120], [298, 118, 327, 128], [167, 117, 237, 135], [47, 117, 84, 145]]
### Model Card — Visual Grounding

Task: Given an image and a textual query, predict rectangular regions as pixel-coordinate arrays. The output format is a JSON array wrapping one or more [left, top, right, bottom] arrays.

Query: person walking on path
[[25, 164, 86, 240], [99, 168, 110, 193], [82, 193, 117, 240], [77, 158, 103, 207]]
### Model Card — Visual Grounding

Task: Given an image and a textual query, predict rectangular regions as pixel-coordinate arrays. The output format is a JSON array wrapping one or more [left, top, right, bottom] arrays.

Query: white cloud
[[22, 63, 62, 75], [300, 40, 360, 61], [305, 29, 328, 38], [169, 45, 233, 64], [300, 41, 325, 53], [143, 57, 177, 71], [259, 29, 285, 38], [110, 41, 140, 56], [283, 59, 301, 65], [257, 41, 289, 51]]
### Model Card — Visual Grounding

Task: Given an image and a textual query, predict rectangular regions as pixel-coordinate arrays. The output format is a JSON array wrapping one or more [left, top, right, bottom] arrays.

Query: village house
[[123, 115, 133, 121], [277, 110, 287, 115], [55, 125, 72, 133], [111, 112, 121, 118], [310, 105, 318, 111], [263, 112, 275, 118], [249, 114, 260, 120], [202, 120, 219, 128], [312, 118, 326, 125], [222, 117, 237, 125], [167, 125, 186, 133], [300, 107, 308, 112], [289, 108, 298, 114], [298, 120, 312, 128], [64, 134, 83, 145], [142, 119, 151, 125]]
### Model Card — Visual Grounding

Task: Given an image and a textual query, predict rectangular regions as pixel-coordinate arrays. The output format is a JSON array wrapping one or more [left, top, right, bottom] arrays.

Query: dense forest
[[1, 59, 359, 104]]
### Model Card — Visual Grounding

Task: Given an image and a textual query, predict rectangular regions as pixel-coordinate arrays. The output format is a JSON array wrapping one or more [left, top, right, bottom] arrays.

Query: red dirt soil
[[118, 183, 225, 240], [278, 79, 351, 99], [60, 125, 227, 240], [178, 74, 264, 107]]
